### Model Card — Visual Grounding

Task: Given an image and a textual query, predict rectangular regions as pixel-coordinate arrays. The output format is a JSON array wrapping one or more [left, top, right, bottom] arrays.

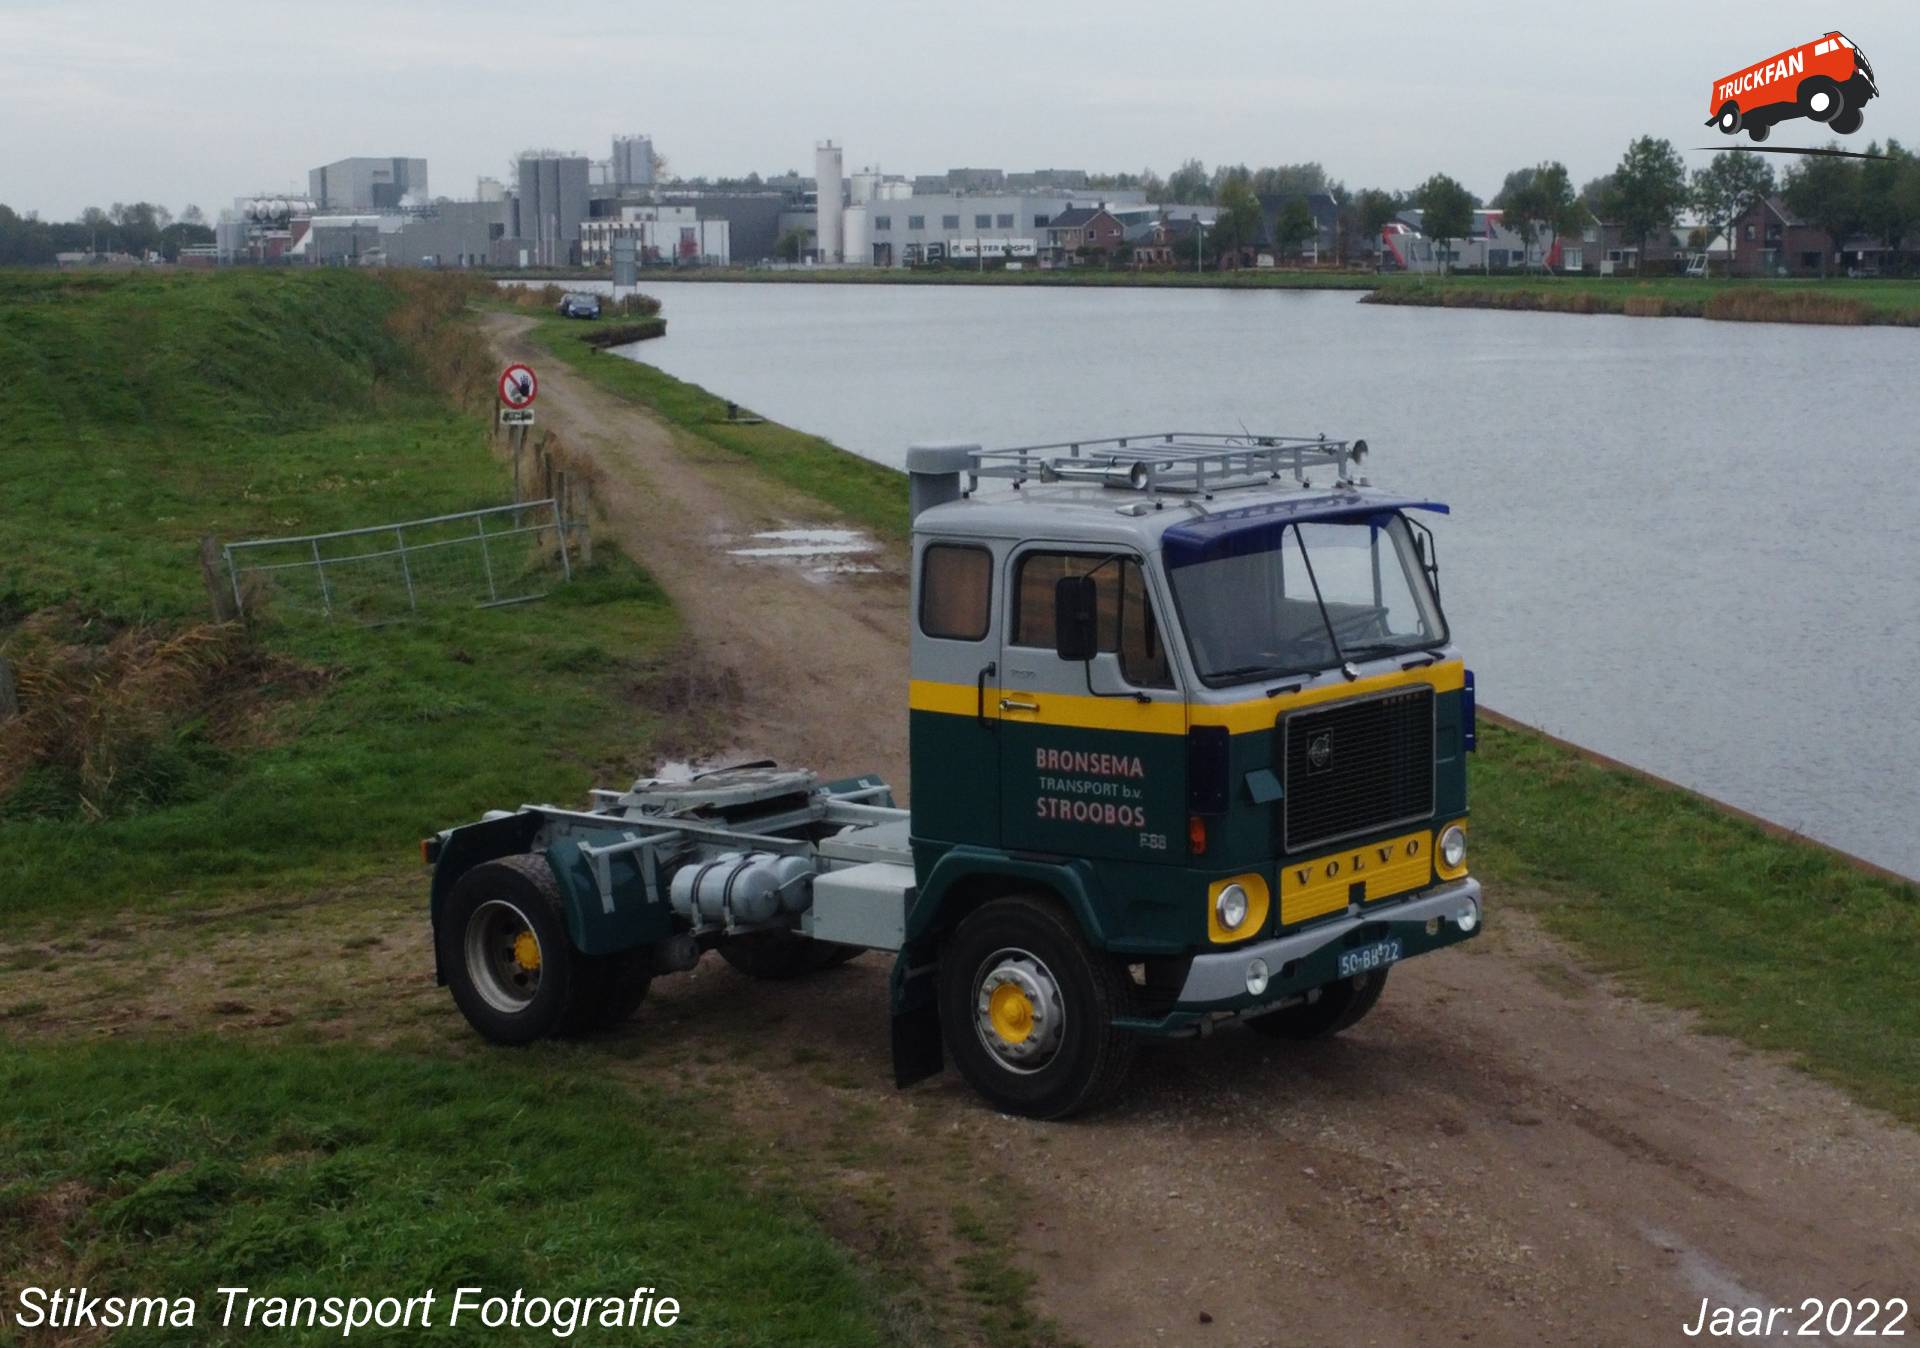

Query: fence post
[[311, 539, 334, 619], [199, 535, 236, 622], [553, 499, 572, 581], [475, 512, 499, 602], [394, 528, 418, 611], [575, 477, 594, 567]]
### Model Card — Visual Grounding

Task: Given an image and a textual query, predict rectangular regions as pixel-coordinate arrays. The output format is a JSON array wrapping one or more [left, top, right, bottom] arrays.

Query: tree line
[[1095, 138, 1920, 276], [0, 202, 214, 266]]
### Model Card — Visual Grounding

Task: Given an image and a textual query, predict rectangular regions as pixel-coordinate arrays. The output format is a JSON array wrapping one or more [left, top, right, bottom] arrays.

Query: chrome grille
[[1281, 687, 1434, 851]]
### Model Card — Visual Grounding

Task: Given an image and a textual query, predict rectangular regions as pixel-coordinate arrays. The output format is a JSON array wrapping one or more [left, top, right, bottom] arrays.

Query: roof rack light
[[963, 432, 1371, 496]]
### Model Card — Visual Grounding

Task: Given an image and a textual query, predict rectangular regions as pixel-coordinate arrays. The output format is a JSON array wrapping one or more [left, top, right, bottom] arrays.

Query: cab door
[[997, 546, 1187, 862], [909, 537, 1005, 848]]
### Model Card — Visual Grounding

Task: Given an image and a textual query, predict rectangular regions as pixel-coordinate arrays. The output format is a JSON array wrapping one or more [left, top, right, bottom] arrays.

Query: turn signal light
[[420, 837, 439, 865], [1188, 815, 1208, 856]]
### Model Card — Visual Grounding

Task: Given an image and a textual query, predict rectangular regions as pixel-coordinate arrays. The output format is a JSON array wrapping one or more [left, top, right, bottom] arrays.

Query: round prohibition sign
[[498, 364, 538, 408]]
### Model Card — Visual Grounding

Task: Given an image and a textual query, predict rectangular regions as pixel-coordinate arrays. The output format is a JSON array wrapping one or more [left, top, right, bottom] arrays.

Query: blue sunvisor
[[1161, 496, 1450, 569]]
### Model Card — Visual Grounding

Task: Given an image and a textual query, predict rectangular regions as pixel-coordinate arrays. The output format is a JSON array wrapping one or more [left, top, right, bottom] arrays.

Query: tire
[[1747, 123, 1771, 143], [718, 932, 860, 980], [1799, 77, 1843, 123], [937, 895, 1135, 1120], [438, 854, 608, 1045], [1244, 968, 1389, 1041], [1830, 107, 1864, 136], [1715, 102, 1742, 135]]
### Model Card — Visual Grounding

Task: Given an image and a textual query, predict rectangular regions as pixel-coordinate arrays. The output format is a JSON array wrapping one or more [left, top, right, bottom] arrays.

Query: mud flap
[[889, 952, 943, 1087]]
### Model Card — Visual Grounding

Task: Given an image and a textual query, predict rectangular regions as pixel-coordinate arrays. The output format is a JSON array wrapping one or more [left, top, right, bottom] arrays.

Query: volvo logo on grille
[[1307, 731, 1334, 773]]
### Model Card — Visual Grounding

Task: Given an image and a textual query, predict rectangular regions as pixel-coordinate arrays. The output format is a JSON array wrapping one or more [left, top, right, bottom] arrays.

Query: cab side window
[[1010, 552, 1174, 689], [919, 544, 992, 641]]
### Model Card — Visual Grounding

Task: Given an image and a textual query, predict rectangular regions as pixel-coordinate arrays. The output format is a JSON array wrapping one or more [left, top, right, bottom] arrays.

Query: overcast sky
[[4, 0, 1912, 219]]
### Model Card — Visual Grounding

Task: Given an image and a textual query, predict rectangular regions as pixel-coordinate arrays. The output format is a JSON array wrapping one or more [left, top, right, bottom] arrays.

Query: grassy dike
[[1364, 273, 1920, 325], [0, 270, 905, 1345], [527, 317, 1920, 1126]]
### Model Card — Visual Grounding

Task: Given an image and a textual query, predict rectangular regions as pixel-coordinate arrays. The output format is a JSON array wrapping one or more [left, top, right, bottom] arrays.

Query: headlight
[[1440, 824, 1467, 871], [1215, 883, 1249, 931]]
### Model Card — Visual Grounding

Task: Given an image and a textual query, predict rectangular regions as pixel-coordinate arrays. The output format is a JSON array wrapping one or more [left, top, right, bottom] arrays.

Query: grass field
[[560, 327, 1920, 1125], [0, 271, 698, 917], [0, 1040, 894, 1347], [0, 270, 914, 1346]]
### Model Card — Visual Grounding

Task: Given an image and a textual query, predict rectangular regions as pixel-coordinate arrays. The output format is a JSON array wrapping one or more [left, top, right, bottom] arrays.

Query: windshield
[[1167, 515, 1447, 685]]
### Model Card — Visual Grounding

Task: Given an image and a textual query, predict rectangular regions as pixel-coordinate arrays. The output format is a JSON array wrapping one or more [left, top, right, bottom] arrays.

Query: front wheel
[[1244, 968, 1389, 1040], [1799, 77, 1843, 122], [1830, 106, 1864, 135], [1747, 123, 1771, 142], [938, 895, 1135, 1119]]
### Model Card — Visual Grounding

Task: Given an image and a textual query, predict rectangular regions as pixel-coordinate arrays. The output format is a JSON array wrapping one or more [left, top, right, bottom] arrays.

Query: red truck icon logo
[[1708, 32, 1878, 141]]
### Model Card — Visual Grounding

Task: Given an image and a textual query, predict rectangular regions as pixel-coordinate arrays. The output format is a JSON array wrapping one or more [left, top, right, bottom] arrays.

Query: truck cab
[[892, 434, 1481, 1115]]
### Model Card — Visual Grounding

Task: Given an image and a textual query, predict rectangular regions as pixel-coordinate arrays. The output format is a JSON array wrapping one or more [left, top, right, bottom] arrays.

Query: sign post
[[497, 364, 539, 500]]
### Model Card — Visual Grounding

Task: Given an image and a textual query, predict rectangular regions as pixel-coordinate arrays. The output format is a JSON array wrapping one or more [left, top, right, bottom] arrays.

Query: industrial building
[[308, 157, 428, 211], [580, 205, 729, 267], [515, 153, 591, 266], [837, 188, 1150, 267], [612, 135, 656, 188], [813, 141, 844, 263]]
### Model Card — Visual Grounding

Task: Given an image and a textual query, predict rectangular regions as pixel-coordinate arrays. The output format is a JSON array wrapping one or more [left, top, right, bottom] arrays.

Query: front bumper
[[1117, 877, 1482, 1034]]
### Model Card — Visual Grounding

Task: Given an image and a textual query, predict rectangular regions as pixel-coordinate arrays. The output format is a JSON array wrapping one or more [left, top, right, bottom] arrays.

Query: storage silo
[[814, 141, 844, 263]]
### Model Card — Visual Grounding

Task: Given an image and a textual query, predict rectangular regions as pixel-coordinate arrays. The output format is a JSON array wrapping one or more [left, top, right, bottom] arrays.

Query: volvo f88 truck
[[425, 433, 1482, 1118]]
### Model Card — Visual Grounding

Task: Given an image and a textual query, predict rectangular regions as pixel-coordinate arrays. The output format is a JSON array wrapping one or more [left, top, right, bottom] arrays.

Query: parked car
[[557, 293, 602, 319]]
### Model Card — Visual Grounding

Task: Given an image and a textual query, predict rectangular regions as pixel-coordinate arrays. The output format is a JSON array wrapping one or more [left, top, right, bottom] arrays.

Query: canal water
[[549, 279, 1920, 880]]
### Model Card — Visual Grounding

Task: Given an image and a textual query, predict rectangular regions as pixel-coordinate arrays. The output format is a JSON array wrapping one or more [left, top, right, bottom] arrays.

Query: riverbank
[[498, 265, 1920, 325], [536, 328, 1920, 1125], [1363, 273, 1920, 325]]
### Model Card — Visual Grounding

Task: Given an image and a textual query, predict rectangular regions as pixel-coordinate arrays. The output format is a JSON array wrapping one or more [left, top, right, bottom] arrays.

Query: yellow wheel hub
[[512, 930, 542, 972], [988, 982, 1035, 1044]]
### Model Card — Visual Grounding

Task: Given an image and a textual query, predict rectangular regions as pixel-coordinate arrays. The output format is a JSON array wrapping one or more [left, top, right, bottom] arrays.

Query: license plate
[[1338, 938, 1402, 978]]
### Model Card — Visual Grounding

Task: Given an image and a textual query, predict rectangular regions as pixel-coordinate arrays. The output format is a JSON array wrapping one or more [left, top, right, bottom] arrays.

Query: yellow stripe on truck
[[907, 661, 1464, 737], [1281, 828, 1434, 925]]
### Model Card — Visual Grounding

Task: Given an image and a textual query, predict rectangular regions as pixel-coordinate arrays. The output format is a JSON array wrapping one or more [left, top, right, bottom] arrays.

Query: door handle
[[998, 697, 1040, 713], [976, 661, 997, 725]]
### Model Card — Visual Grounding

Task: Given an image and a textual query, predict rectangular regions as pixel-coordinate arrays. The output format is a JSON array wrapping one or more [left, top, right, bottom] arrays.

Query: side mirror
[[1054, 575, 1099, 662]]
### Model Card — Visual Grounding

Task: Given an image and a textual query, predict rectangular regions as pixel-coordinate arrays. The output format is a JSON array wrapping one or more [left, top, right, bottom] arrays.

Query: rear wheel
[[440, 855, 609, 1044], [1244, 968, 1389, 1040], [1716, 102, 1742, 134], [938, 895, 1134, 1119], [1747, 123, 1771, 142]]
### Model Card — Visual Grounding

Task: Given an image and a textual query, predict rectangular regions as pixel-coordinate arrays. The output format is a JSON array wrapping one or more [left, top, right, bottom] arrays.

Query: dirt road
[[481, 313, 1917, 1346]]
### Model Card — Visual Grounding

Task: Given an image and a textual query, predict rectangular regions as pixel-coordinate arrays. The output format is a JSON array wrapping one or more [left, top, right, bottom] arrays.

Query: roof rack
[[965, 431, 1368, 497]]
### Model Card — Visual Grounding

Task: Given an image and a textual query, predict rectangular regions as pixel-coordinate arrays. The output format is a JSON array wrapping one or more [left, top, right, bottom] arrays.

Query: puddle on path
[[723, 527, 883, 578]]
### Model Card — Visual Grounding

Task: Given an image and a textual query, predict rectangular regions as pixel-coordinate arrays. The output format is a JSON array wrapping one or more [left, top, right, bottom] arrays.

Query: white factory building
[[581, 205, 731, 267], [840, 189, 1150, 268]]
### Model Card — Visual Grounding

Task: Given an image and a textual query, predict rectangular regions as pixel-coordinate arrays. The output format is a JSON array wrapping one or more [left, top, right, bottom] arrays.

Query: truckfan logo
[[1307, 732, 1335, 773], [1708, 31, 1878, 142]]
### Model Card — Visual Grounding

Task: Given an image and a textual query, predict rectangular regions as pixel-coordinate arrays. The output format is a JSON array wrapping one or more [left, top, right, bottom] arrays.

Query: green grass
[[547, 321, 1920, 1123], [524, 314, 912, 541], [0, 1039, 893, 1347], [1473, 722, 1920, 1122], [1367, 272, 1920, 324], [0, 270, 684, 916]]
